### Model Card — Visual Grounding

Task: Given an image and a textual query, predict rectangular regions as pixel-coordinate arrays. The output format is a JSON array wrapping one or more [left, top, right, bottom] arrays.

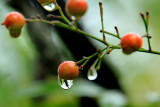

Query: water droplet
[[42, 3, 56, 11], [87, 68, 98, 80], [58, 77, 73, 90], [71, 16, 76, 21]]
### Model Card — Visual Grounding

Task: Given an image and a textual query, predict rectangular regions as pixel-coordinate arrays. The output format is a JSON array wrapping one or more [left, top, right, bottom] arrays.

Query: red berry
[[58, 61, 79, 80], [2, 12, 26, 38], [65, 0, 88, 19], [120, 32, 143, 54]]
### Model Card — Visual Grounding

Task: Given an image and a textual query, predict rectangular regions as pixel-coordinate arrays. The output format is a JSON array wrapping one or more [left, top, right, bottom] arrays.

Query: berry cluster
[[1, 0, 158, 89]]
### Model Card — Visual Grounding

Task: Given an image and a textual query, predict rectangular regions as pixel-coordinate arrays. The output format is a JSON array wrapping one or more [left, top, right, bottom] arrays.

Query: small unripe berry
[[58, 61, 79, 80], [2, 12, 26, 38], [65, 0, 88, 19], [120, 32, 143, 54]]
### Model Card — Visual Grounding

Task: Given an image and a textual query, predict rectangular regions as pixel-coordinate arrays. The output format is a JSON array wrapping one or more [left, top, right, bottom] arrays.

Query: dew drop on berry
[[87, 67, 98, 80], [42, 3, 55, 11], [58, 77, 73, 90]]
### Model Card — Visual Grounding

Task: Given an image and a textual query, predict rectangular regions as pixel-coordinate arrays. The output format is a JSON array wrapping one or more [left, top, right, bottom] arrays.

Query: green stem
[[140, 12, 152, 51], [101, 30, 119, 39], [27, 19, 160, 56], [112, 45, 160, 55], [55, 21, 108, 45], [146, 12, 152, 51], [140, 13, 148, 32], [77, 46, 109, 68], [138, 48, 160, 55], [79, 52, 98, 68], [96, 47, 109, 70], [99, 2, 106, 42], [146, 12, 149, 33], [26, 19, 54, 24], [54, 0, 71, 24], [114, 26, 121, 39], [26, 19, 108, 45], [146, 33, 152, 52]]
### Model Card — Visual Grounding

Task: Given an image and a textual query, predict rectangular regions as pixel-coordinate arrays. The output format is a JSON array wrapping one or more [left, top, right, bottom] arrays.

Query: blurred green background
[[1, 0, 160, 107]]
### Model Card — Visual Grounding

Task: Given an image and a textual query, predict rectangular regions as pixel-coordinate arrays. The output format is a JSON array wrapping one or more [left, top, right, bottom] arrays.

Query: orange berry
[[2, 12, 26, 38], [120, 32, 143, 54], [58, 61, 79, 80], [65, 0, 88, 19]]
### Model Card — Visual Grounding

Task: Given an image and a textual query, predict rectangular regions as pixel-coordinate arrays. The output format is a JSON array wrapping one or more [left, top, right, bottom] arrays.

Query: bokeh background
[[1, 0, 160, 107]]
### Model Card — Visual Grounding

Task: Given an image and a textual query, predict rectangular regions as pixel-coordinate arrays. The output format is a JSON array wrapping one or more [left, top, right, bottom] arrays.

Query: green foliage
[[0, 1, 37, 107]]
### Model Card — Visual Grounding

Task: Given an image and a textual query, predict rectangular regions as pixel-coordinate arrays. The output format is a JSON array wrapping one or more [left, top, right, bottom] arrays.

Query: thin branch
[[27, 18, 160, 56], [26, 19, 107, 46], [99, 2, 106, 42], [54, 0, 71, 24], [114, 26, 121, 39], [100, 30, 119, 39], [140, 12, 152, 51]]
